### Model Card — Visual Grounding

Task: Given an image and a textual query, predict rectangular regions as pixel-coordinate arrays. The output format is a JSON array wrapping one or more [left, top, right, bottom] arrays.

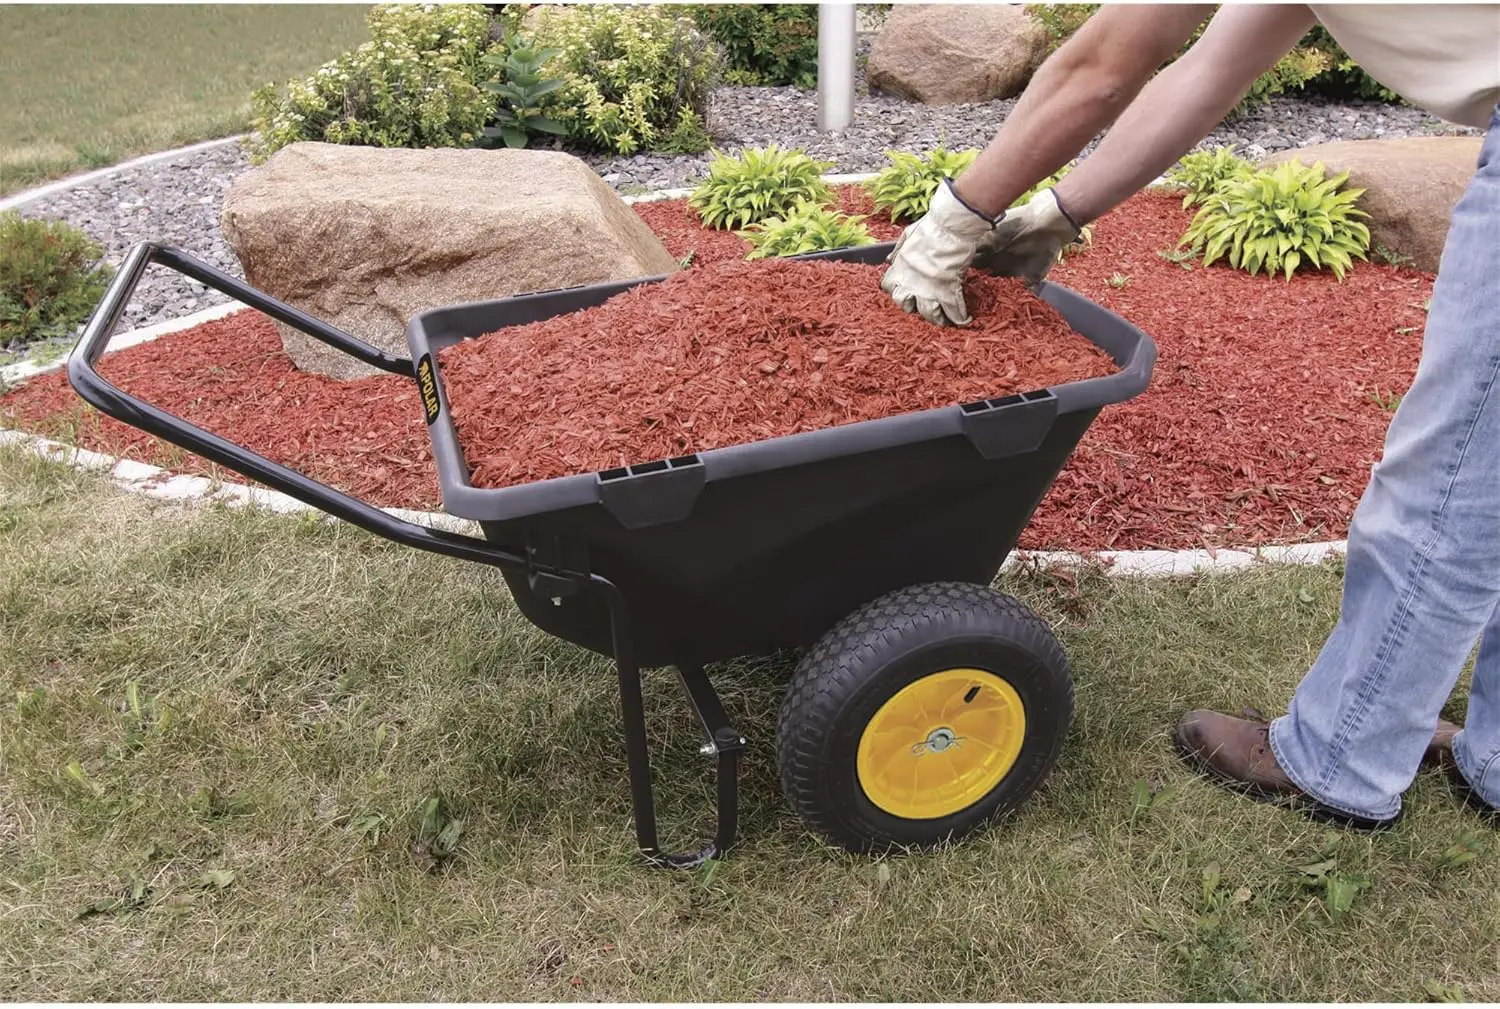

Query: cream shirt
[[1307, 4, 1500, 129]]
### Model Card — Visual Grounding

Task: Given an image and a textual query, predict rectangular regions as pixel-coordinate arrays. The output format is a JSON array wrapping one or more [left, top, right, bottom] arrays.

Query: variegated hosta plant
[[1178, 159, 1371, 281], [739, 202, 875, 259], [1166, 145, 1256, 209], [866, 145, 980, 223], [688, 144, 836, 231]]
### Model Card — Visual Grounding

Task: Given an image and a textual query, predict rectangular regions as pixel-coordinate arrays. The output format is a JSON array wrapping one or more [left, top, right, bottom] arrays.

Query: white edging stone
[[0, 427, 482, 537], [0, 135, 248, 213], [0, 425, 1346, 578]]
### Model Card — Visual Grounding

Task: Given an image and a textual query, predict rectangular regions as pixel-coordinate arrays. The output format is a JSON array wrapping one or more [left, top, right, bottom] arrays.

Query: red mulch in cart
[[0, 189, 1432, 550], [436, 257, 1114, 489]]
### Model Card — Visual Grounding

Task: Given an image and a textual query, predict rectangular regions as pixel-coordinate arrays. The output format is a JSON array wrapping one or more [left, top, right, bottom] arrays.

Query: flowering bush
[[527, 4, 721, 155], [247, 3, 502, 162]]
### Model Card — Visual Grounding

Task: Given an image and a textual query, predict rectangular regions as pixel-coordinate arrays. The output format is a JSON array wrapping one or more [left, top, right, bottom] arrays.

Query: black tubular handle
[[64, 241, 539, 572]]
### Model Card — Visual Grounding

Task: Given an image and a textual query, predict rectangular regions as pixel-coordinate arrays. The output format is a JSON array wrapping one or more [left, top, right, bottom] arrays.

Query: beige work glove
[[880, 178, 999, 326], [971, 187, 1082, 290]]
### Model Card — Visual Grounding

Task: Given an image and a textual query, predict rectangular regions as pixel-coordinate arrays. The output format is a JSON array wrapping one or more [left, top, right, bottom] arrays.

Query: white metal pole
[[817, 2, 856, 133]]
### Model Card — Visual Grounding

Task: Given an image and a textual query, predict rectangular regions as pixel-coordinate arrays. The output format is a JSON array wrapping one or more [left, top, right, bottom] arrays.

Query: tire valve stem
[[963, 686, 980, 704]]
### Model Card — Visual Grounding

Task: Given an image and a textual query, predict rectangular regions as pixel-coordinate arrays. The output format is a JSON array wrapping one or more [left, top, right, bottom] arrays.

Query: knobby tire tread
[[775, 581, 1074, 853]]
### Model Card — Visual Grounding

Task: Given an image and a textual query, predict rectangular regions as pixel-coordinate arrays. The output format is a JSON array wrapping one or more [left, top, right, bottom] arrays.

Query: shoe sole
[[1171, 725, 1400, 832]]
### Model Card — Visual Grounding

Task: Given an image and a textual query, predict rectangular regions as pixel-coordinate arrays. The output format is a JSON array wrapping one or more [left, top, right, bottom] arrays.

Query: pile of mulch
[[632, 184, 906, 265], [1, 312, 440, 508], [437, 257, 1116, 488], [0, 189, 1431, 551]]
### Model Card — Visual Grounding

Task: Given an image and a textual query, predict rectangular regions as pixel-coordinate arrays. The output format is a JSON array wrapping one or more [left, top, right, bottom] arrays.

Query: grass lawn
[[0, 4, 370, 198], [0, 443, 1494, 1001]]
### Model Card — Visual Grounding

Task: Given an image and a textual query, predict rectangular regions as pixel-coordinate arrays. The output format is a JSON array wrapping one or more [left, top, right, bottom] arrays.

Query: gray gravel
[[12, 32, 1481, 337]]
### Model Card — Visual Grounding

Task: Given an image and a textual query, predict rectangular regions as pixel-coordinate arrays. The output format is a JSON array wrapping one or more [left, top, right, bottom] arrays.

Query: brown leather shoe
[[1424, 719, 1462, 769], [1422, 719, 1498, 819], [1172, 709, 1399, 831]]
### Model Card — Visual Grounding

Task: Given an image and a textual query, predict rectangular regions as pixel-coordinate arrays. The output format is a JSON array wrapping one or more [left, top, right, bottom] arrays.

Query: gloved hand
[[880, 178, 999, 327], [971, 187, 1082, 289]]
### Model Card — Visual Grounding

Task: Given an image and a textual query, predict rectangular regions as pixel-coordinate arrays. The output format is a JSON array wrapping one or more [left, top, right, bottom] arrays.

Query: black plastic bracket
[[597, 455, 707, 530], [959, 389, 1059, 460]]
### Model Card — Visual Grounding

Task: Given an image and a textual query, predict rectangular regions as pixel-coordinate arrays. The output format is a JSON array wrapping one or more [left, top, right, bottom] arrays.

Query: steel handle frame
[[62, 241, 744, 868], [67, 241, 535, 571]]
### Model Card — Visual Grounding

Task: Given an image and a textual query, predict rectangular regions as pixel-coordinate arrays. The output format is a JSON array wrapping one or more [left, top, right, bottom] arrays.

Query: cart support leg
[[603, 585, 744, 869]]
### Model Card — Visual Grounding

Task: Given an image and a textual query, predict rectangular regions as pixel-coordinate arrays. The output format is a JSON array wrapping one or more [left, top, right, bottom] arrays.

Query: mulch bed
[[0, 188, 1430, 552], [439, 257, 1115, 488]]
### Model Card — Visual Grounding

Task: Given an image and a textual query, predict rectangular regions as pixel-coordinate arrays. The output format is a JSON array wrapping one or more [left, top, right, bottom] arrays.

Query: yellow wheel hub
[[856, 668, 1026, 820]]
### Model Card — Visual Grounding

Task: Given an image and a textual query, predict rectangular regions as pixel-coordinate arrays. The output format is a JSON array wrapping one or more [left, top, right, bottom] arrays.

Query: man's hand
[[971, 188, 1082, 289], [880, 179, 998, 326]]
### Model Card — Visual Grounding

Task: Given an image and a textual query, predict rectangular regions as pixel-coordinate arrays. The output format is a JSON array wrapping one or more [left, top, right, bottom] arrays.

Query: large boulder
[[866, 4, 1048, 106], [1262, 137, 1483, 273], [220, 142, 680, 379]]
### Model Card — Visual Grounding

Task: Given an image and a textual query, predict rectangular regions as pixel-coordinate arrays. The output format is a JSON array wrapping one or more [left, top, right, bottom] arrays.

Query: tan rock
[[1262, 137, 1483, 272], [866, 4, 1048, 106], [220, 142, 679, 379]]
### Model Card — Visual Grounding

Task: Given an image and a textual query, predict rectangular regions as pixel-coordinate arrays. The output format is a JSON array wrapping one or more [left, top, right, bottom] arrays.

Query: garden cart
[[67, 241, 1156, 869]]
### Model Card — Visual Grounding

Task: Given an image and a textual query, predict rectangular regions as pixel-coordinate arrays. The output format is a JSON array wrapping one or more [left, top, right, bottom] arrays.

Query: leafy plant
[[1179, 160, 1371, 280], [0, 211, 114, 350], [247, 3, 500, 161], [739, 202, 875, 259], [1301, 24, 1403, 102], [688, 3, 819, 88], [866, 145, 979, 223], [527, 4, 722, 156], [477, 33, 568, 148], [1241, 44, 1331, 108], [1166, 145, 1256, 209], [411, 793, 464, 872], [688, 144, 835, 230]]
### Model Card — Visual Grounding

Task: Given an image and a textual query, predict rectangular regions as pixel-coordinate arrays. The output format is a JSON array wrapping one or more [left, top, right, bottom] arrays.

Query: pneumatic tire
[[775, 581, 1073, 854]]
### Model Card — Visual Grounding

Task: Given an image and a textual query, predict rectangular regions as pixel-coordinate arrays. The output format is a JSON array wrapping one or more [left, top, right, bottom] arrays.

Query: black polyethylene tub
[[406, 243, 1156, 668]]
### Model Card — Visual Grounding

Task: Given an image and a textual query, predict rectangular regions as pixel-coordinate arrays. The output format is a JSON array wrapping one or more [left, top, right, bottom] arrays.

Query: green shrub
[[866, 145, 980, 223], [0, 212, 114, 350], [527, 4, 721, 156], [1166, 145, 1256, 208], [688, 4, 819, 88], [1300, 25, 1402, 102], [1178, 160, 1371, 280], [477, 33, 568, 149], [247, 3, 501, 162], [1240, 44, 1332, 107], [740, 202, 875, 259], [688, 145, 835, 230]]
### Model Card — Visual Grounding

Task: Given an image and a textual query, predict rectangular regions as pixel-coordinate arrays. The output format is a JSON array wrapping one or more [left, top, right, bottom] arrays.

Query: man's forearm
[[952, 4, 1214, 219], [1053, 4, 1318, 224]]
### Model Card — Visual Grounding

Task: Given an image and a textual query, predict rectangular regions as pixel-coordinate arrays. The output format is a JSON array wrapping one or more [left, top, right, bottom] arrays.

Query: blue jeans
[[1268, 105, 1500, 822]]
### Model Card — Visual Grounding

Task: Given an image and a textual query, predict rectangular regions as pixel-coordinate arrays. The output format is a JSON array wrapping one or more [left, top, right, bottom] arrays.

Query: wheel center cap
[[912, 727, 962, 754]]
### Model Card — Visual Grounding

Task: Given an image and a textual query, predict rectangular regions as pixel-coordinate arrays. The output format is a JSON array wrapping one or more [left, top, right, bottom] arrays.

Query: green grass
[[0, 443, 1495, 1001], [0, 5, 371, 197]]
